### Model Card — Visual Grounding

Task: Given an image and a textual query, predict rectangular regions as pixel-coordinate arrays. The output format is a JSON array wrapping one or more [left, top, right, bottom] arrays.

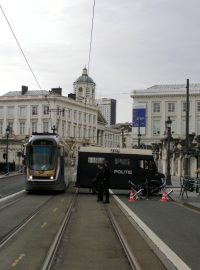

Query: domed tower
[[73, 67, 96, 105]]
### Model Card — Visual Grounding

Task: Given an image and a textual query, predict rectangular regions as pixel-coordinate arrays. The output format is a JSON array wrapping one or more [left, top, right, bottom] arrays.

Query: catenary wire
[[0, 5, 42, 90], [87, 0, 96, 75]]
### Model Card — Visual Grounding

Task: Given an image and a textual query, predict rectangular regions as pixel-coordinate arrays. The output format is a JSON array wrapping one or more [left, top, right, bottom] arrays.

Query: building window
[[43, 122, 49, 132], [73, 125, 76, 137], [167, 102, 175, 113], [78, 126, 81, 138], [74, 110, 77, 121], [68, 123, 71, 137], [0, 107, 4, 117], [93, 115, 96, 124], [197, 120, 200, 135], [32, 106, 38, 116], [89, 114, 92, 123], [32, 122, 37, 133], [62, 121, 65, 137], [56, 106, 60, 116], [62, 108, 65, 117], [86, 87, 90, 97], [78, 87, 83, 95], [43, 106, 49, 115], [83, 127, 86, 138], [152, 120, 160, 135], [8, 122, 13, 133], [79, 111, 82, 122], [197, 102, 200, 112], [181, 118, 191, 135], [68, 109, 71, 120], [0, 122, 3, 134], [153, 102, 160, 113], [93, 127, 96, 139], [88, 127, 91, 139], [7, 106, 14, 117], [183, 102, 190, 112], [19, 106, 27, 117], [19, 122, 25, 135]]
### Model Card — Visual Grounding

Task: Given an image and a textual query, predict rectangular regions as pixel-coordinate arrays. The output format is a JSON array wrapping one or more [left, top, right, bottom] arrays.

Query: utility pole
[[185, 79, 190, 176], [166, 117, 172, 185], [137, 117, 141, 148]]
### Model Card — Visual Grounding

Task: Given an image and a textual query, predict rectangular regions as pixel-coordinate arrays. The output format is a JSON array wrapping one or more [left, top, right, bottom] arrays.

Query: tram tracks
[[106, 199, 168, 270], [41, 189, 78, 270], [0, 189, 169, 270], [0, 196, 54, 249], [106, 207, 141, 270]]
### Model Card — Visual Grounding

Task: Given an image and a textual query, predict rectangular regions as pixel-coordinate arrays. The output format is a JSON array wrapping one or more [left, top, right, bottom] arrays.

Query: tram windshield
[[28, 145, 57, 171]]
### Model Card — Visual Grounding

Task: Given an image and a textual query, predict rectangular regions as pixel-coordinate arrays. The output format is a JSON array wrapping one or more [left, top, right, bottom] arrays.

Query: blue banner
[[132, 108, 146, 127]]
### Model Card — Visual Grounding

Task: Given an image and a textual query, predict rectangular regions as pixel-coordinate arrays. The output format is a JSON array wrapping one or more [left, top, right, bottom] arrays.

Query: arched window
[[78, 87, 83, 95]]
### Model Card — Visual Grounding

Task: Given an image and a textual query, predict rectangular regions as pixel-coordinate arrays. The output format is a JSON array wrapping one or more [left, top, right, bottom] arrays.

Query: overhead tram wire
[[87, 0, 96, 75], [0, 5, 42, 90]]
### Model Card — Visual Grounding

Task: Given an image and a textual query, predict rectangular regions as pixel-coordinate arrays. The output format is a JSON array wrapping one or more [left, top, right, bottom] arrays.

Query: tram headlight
[[50, 176, 54, 180], [29, 175, 33, 180]]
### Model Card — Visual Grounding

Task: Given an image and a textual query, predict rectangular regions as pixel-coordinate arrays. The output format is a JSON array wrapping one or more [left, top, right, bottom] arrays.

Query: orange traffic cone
[[128, 190, 135, 202], [160, 191, 168, 202]]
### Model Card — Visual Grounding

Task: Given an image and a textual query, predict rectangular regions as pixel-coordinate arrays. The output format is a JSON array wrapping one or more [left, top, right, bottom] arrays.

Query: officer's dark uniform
[[96, 164, 104, 202], [102, 162, 111, 203]]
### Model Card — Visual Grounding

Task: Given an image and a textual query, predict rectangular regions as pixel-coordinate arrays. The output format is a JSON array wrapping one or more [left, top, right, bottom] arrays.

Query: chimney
[[68, 93, 76, 100], [21, 85, 28, 95], [50, 87, 62, 96]]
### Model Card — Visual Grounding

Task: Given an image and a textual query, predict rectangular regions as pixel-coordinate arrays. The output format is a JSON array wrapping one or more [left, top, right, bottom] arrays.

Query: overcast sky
[[0, 0, 200, 123]]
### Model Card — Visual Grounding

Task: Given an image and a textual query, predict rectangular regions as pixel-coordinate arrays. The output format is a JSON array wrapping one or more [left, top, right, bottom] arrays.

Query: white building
[[131, 84, 200, 144], [0, 68, 121, 170], [131, 83, 200, 177]]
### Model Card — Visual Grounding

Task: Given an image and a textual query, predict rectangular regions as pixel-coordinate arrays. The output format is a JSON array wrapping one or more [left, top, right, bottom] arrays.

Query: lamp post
[[137, 117, 141, 148], [121, 127, 125, 148], [165, 117, 172, 185], [5, 125, 10, 175]]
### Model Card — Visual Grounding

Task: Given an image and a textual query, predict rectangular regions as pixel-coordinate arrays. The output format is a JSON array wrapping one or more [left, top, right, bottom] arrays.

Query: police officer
[[102, 160, 111, 203], [96, 163, 104, 202]]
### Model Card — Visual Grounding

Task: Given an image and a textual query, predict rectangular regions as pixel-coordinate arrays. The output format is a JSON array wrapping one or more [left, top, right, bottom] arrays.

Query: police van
[[76, 146, 165, 193]]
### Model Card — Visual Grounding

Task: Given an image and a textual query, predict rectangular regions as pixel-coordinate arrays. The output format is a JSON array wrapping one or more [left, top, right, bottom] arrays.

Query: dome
[[74, 67, 95, 84]]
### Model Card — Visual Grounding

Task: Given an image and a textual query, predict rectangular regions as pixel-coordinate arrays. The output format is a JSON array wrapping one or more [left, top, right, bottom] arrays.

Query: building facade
[[0, 69, 121, 171], [96, 98, 116, 126], [131, 83, 200, 177]]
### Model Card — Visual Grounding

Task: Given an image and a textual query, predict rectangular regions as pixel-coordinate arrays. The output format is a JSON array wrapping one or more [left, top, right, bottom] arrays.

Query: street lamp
[[121, 127, 125, 148], [137, 117, 141, 148], [5, 125, 11, 175], [165, 117, 172, 185]]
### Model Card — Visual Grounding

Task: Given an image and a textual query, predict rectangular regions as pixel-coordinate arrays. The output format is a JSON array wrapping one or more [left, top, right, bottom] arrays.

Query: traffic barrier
[[160, 191, 168, 202], [128, 190, 135, 202]]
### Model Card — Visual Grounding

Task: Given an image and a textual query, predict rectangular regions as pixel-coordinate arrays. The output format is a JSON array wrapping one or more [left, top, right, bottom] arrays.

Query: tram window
[[88, 157, 104, 164], [115, 158, 130, 166], [28, 145, 57, 170]]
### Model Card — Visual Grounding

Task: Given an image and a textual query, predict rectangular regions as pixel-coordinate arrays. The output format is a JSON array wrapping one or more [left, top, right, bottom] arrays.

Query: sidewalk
[[168, 176, 200, 211]]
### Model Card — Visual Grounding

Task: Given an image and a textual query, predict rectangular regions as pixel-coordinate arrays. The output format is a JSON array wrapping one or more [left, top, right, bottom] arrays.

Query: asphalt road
[[0, 174, 25, 197], [118, 194, 200, 270], [1, 175, 200, 270]]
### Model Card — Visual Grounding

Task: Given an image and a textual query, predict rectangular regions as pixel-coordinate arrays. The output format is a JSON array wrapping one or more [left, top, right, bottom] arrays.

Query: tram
[[25, 133, 70, 192]]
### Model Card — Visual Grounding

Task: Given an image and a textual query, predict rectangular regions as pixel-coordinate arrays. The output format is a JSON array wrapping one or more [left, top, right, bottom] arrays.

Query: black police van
[[76, 146, 165, 194]]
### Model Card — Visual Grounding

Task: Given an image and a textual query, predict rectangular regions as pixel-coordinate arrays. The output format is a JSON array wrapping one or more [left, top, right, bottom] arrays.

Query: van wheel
[[91, 180, 98, 194]]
